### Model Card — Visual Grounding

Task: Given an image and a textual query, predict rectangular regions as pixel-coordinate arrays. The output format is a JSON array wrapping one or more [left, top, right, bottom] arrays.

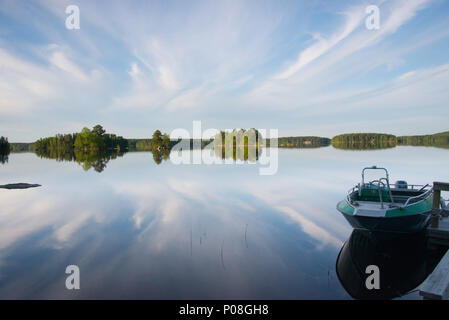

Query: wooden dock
[[420, 249, 449, 300], [420, 182, 449, 299], [426, 181, 449, 246]]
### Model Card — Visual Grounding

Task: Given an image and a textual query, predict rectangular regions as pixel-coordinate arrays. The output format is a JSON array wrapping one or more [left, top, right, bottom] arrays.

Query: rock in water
[[0, 183, 41, 189]]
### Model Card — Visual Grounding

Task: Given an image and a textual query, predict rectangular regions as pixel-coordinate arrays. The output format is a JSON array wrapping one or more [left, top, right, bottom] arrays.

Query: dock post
[[421, 181, 449, 299], [432, 188, 441, 228], [427, 182, 449, 247], [431, 182, 449, 228]]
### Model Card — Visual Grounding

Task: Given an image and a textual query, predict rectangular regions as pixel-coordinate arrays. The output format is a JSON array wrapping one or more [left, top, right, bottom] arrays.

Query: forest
[[31, 127, 176, 169], [32, 125, 128, 171], [331, 133, 397, 150], [213, 129, 261, 148], [397, 131, 449, 149], [34, 125, 128, 155], [4, 129, 449, 168], [276, 136, 330, 148], [331, 132, 449, 150]]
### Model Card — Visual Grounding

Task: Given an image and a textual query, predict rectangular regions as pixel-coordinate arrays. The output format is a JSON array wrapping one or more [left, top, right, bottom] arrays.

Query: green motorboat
[[337, 166, 435, 233]]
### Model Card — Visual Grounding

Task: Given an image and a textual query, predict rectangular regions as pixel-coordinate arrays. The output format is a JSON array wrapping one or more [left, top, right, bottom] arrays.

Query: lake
[[1, 146, 449, 299]]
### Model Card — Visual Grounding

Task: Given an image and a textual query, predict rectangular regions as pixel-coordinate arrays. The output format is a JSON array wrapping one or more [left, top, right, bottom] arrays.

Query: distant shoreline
[[8, 130, 449, 151], [9, 130, 448, 144]]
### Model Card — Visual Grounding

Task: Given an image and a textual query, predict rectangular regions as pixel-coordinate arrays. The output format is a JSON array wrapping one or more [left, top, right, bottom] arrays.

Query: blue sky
[[1, 0, 449, 141]]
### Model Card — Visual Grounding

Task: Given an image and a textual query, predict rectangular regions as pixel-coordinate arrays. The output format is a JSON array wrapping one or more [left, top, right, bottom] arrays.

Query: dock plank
[[420, 249, 449, 300], [434, 182, 449, 191]]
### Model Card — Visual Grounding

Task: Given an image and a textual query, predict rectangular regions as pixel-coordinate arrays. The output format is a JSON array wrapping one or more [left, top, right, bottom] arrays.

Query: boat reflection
[[336, 229, 445, 299]]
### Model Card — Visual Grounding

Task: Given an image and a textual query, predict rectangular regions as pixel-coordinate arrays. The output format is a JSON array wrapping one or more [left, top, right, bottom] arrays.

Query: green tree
[[74, 127, 105, 152], [152, 130, 162, 141], [162, 133, 170, 149], [151, 130, 163, 151], [92, 125, 106, 136]]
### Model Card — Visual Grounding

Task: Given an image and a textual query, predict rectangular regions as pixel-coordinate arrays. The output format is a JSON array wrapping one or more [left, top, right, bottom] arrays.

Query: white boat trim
[[354, 201, 388, 217]]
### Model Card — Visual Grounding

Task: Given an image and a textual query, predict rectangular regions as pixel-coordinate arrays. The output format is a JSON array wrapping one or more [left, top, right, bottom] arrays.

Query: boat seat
[[359, 187, 391, 202]]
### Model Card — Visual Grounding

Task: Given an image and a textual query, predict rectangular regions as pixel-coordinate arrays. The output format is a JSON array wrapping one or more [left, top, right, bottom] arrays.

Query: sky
[[1, 0, 449, 142]]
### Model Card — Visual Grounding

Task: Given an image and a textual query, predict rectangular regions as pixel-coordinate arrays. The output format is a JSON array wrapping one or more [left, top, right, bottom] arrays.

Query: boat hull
[[340, 209, 431, 233], [337, 199, 432, 233]]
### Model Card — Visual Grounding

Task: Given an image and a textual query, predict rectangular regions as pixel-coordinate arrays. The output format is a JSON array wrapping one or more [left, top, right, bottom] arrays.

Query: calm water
[[1, 146, 449, 299]]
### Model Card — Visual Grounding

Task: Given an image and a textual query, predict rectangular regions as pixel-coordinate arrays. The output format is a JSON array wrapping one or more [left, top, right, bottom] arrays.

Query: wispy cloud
[[0, 0, 448, 140], [0, 46, 101, 115], [275, 6, 366, 80], [247, 0, 434, 105]]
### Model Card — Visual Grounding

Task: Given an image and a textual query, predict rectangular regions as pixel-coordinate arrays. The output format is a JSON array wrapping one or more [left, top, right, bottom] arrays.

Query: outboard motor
[[395, 180, 408, 189]]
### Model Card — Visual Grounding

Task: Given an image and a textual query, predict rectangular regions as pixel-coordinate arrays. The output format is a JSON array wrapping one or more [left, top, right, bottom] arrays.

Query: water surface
[[1, 146, 448, 299]]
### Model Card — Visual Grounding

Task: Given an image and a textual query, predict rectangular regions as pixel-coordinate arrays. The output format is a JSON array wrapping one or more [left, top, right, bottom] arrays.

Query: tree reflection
[[0, 136, 11, 164], [214, 145, 260, 162], [151, 147, 170, 165], [36, 149, 124, 173], [0, 154, 8, 164]]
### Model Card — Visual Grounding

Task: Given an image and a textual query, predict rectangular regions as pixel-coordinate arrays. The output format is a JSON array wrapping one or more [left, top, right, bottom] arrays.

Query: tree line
[[211, 130, 332, 149], [331, 133, 397, 150], [34, 125, 128, 155], [7, 129, 449, 159], [331, 132, 449, 150], [397, 131, 449, 149], [213, 129, 261, 148], [33, 125, 128, 171], [276, 136, 330, 148]]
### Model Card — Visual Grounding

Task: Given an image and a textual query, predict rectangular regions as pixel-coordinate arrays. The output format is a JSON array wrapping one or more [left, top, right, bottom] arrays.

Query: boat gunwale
[[337, 190, 433, 218]]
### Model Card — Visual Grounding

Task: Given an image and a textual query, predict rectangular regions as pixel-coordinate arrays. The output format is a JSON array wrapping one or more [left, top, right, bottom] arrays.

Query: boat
[[337, 166, 434, 233]]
